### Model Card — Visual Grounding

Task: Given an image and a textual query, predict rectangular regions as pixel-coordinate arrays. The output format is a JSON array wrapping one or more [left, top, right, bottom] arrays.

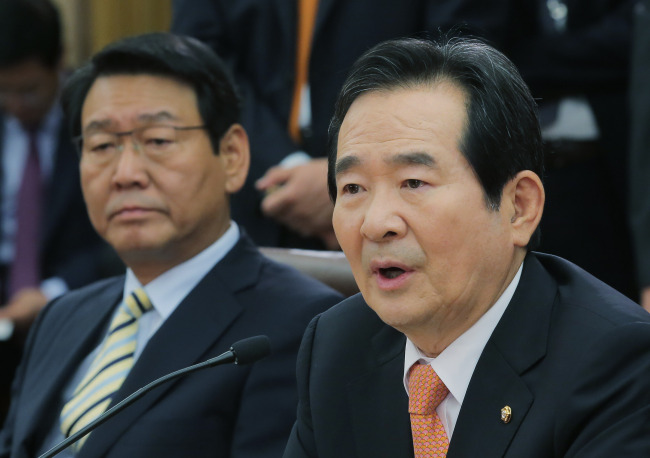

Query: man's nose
[[111, 139, 149, 189], [360, 190, 407, 242]]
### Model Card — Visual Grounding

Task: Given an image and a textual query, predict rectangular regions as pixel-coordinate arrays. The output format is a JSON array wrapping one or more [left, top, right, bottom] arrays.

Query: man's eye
[[342, 183, 361, 194], [405, 179, 424, 189], [89, 142, 116, 153], [146, 138, 174, 147]]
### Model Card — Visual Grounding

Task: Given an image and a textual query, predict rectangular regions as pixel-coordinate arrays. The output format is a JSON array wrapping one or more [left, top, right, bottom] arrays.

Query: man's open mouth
[[379, 267, 406, 279]]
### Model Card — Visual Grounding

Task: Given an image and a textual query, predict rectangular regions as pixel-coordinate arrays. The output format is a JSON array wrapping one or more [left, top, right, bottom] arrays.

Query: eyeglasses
[[74, 125, 207, 165]]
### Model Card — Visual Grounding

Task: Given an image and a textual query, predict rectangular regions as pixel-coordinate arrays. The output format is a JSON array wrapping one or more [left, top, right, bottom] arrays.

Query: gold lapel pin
[[501, 406, 512, 424]]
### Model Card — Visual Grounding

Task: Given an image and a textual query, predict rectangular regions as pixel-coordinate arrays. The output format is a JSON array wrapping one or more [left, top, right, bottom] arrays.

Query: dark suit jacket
[[284, 253, 650, 457], [171, 0, 496, 248], [0, 234, 343, 458], [0, 111, 111, 294]]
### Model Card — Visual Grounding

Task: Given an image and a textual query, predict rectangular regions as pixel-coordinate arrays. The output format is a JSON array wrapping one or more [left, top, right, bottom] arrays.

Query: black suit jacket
[[284, 253, 650, 457], [0, 234, 343, 458], [0, 111, 111, 294], [171, 0, 497, 248]]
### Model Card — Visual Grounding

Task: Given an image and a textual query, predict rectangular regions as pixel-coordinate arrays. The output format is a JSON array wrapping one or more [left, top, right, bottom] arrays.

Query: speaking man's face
[[79, 74, 248, 282], [332, 83, 517, 355]]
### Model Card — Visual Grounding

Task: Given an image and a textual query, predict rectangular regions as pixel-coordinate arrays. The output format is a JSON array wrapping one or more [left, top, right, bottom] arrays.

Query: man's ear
[[219, 124, 250, 194], [502, 170, 545, 248]]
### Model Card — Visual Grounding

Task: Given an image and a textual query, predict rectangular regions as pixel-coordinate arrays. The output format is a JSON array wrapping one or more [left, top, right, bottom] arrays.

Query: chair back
[[259, 247, 359, 297]]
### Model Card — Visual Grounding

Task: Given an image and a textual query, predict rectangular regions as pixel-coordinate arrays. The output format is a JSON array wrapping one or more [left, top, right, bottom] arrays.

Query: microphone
[[39, 335, 270, 458]]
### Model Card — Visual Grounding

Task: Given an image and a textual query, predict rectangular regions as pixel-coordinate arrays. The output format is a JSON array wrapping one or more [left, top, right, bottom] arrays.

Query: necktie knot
[[123, 288, 153, 320], [408, 363, 449, 415]]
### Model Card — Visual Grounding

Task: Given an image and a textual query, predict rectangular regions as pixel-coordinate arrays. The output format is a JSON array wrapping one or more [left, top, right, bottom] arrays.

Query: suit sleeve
[[0, 298, 56, 457], [557, 322, 650, 456], [231, 300, 331, 458], [283, 316, 320, 458]]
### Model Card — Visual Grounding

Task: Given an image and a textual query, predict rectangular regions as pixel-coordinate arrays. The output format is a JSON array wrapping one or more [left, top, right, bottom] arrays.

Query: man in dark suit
[[0, 33, 342, 458], [0, 0, 112, 421], [284, 37, 650, 457], [171, 0, 496, 250]]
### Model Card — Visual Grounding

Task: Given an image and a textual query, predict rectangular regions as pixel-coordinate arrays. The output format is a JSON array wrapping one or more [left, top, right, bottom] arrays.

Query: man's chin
[[109, 237, 169, 260], [366, 297, 418, 331]]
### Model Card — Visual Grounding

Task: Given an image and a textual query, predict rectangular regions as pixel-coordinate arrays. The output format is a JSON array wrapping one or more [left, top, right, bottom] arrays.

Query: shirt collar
[[403, 261, 524, 405], [123, 221, 240, 319]]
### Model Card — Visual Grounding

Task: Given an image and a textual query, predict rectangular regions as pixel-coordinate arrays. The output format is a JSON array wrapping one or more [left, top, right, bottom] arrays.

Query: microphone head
[[230, 335, 271, 365]]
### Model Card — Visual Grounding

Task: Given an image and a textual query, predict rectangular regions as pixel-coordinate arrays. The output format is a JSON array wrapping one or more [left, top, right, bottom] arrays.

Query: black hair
[[0, 0, 62, 69], [61, 32, 241, 153], [328, 36, 544, 249]]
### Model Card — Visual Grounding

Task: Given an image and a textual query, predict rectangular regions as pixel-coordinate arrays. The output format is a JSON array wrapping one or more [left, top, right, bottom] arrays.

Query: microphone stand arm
[[38, 351, 236, 458]]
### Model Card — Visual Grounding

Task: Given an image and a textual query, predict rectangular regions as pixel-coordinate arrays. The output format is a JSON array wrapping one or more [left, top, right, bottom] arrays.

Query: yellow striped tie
[[60, 288, 152, 450]]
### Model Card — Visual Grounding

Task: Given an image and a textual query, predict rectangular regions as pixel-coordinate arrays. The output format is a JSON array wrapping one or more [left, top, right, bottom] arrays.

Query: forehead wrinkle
[[83, 111, 181, 135], [137, 111, 180, 124]]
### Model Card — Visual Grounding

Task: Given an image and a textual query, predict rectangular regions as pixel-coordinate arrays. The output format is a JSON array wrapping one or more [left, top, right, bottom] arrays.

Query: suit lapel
[[448, 254, 556, 457], [22, 279, 122, 452], [447, 342, 534, 458], [79, 235, 263, 458], [347, 325, 414, 458]]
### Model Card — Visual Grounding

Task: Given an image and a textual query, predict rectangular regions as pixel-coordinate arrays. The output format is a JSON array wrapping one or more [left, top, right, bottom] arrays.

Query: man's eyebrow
[[335, 155, 361, 177], [389, 152, 436, 168], [82, 119, 113, 134]]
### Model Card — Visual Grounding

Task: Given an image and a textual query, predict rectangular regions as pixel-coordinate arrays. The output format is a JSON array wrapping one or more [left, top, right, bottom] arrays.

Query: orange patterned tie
[[408, 362, 450, 457]]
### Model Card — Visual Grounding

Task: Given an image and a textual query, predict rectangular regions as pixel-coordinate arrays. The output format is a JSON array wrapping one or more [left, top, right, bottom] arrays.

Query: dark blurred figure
[[0, 0, 115, 421], [171, 0, 496, 250], [495, 0, 638, 300], [630, 0, 650, 311]]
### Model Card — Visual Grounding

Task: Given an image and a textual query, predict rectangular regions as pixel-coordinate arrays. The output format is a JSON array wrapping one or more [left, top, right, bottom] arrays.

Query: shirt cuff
[[279, 151, 312, 169], [40, 277, 69, 301]]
